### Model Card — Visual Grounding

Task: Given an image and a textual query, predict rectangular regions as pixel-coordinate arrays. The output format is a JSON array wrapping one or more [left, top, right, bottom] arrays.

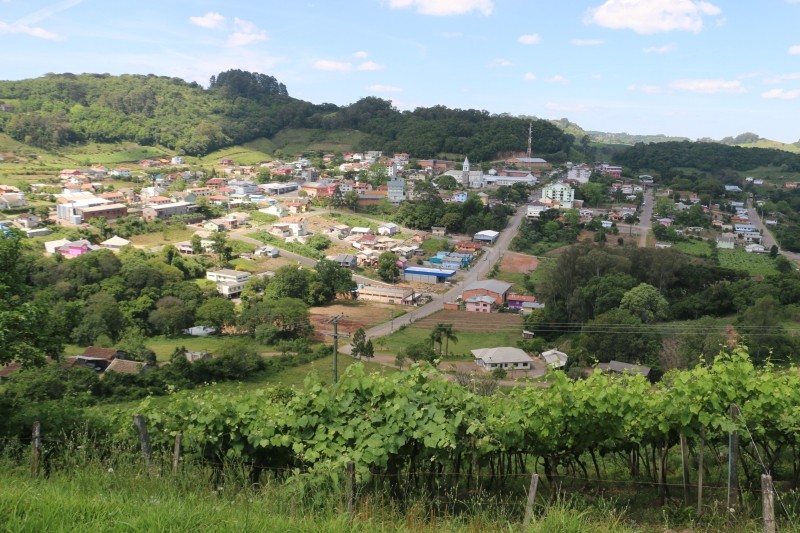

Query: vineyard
[[44, 346, 790, 529]]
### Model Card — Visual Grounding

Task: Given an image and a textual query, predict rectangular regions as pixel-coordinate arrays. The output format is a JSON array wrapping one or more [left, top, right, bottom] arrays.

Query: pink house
[[465, 295, 496, 313], [58, 240, 94, 258]]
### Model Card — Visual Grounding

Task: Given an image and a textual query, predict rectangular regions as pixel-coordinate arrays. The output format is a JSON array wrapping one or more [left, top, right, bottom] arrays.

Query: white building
[[541, 183, 575, 209], [472, 347, 534, 371]]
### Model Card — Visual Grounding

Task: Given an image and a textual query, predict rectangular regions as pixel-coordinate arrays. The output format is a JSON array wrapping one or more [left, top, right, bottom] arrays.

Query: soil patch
[[500, 252, 538, 274]]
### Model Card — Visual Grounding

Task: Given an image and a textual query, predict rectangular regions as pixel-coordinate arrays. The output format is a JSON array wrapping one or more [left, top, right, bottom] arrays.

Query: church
[[442, 157, 485, 189]]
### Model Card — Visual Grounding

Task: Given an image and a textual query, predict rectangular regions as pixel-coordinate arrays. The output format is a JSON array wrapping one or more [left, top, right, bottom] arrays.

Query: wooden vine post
[[522, 472, 539, 529], [727, 404, 740, 520], [761, 474, 775, 533], [172, 433, 183, 474], [346, 461, 356, 525], [30, 421, 41, 477], [133, 414, 153, 468]]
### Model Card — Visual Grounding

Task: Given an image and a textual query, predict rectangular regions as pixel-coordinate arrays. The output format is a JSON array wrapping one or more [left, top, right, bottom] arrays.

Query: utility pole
[[323, 315, 349, 384]]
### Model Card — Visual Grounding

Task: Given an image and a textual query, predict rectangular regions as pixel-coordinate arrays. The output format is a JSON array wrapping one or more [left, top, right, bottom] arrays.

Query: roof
[[463, 279, 512, 295], [508, 294, 537, 302], [471, 347, 533, 365], [474, 230, 500, 239], [606, 360, 651, 377], [105, 359, 147, 375], [101, 235, 131, 247], [541, 348, 568, 367], [82, 346, 120, 361], [209, 268, 246, 277], [403, 267, 457, 278], [466, 295, 496, 305]]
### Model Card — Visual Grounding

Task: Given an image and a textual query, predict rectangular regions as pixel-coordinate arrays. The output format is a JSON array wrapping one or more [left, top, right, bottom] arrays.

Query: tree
[[351, 327, 367, 359], [581, 308, 662, 365], [116, 327, 156, 365], [438, 323, 459, 356], [267, 265, 311, 300], [210, 232, 232, 263], [148, 296, 194, 336], [196, 297, 236, 333], [436, 175, 458, 190], [362, 339, 374, 360], [72, 291, 124, 345], [377, 252, 399, 283], [315, 259, 355, 299], [619, 283, 669, 323], [344, 191, 360, 212], [191, 234, 203, 255]]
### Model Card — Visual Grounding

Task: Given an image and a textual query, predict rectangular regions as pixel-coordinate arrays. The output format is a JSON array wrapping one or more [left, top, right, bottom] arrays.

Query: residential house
[[0, 193, 27, 209], [387, 178, 405, 205], [472, 347, 534, 371], [745, 243, 767, 253], [270, 216, 307, 238], [600, 360, 651, 378], [541, 348, 568, 368], [57, 239, 97, 258], [507, 294, 537, 311], [327, 253, 357, 269], [14, 213, 40, 229], [75, 203, 128, 222], [716, 233, 736, 249], [100, 235, 132, 252], [206, 269, 251, 284], [254, 246, 280, 258], [378, 222, 399, 236], [142, 201, 196, 221], [454, 241, 482, 254], [259, 204, 289, 218], [284, 198, 310, 213], [465, 295, 496, 313], [105, 359, 149, 376], [431, 226, 447, 237]]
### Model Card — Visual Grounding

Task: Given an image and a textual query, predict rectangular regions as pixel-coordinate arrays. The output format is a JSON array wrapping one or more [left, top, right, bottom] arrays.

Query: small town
[[2, 1, 800, 530]]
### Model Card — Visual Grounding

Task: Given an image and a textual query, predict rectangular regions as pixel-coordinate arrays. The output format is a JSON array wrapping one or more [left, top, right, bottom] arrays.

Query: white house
[[472, 347, 534, 371], [541, 348, 568, 368], [270, 216, 307, 238], [378, 222, 399, 236], [206, 269, 251, 284]]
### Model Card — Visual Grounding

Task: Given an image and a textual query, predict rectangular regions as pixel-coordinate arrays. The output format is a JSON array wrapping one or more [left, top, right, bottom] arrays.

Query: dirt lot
[[310, 301, 407, 340], [499, 252, 539, 274], [412, 309, 523, 332]]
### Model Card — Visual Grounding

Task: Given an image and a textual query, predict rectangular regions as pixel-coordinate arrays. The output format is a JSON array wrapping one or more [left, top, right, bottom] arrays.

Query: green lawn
[[128, 227, 196, 247], [493, 270, 527, 292], [321, 212, 379, 232], [376, 325, 523, 360], [421, 238, 451, 255], [64, 335, 266, 362], [718, 248, 778, 277], [672, 239, 712, 257]]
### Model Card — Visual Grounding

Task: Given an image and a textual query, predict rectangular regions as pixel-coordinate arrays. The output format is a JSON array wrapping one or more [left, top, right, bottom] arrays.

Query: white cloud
[[368, 85, 402, 93], [545, 102, 589, 113], [546, 75, 568, 83], [487, 58, 513, 68], [518, 34, 541, 45], [227, 18, 267, 46], [762, 88, 800, 100], [524, 72, 536, 81], [358, 61, 385, 71], [0, 20, 59, 40], [353, 51, 369, 58], [585, 0, 722, 34], [572, 39, 604, 46], [189, 11, 225, 29], [16, 0, 82, 26], [789, 45, 800, 55], [313, 60, 353, 72], [643, 43, 676, 54], [763, 72, 800, 84], [628, 84, 664, 93], [670, 79, 745, 94], [388, 0, 493, 16]]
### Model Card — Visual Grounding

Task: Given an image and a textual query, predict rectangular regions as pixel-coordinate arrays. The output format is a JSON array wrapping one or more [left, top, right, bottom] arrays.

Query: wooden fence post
[[346, 461, 356, 524], [133, 414, 153, 468], [728, 404, 740, 519], [680, 434, 690, 505], [30, 421, 41, 477], [522, 472, 539, 530], [697, 428, 705, 517], [762, 474, 776, 533], [172, 433, 183, 474]]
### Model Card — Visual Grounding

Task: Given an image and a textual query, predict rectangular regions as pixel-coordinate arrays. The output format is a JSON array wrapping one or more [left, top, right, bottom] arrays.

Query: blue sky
[[2, 0, 800, 143]]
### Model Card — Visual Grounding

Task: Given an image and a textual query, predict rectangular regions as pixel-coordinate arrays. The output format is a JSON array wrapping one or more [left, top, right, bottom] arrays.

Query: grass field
[[718, 248, 778, 277], [672, 239, 712, 257], [376, 311, 524, 360], [128, 227, 196, 247]]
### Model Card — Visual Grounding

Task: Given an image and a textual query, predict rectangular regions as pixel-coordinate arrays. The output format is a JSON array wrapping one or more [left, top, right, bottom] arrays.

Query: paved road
[[747, 201, 800, 265], [638, 188, 654, 247], [342, 204, 528, 349]]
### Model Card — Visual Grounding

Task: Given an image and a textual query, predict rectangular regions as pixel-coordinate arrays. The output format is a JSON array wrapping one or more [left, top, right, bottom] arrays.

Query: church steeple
[[463, 156, 470, 172]]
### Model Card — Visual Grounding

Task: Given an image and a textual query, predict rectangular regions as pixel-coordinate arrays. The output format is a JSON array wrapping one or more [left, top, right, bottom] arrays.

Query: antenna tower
[[526, 122, 533, 158]]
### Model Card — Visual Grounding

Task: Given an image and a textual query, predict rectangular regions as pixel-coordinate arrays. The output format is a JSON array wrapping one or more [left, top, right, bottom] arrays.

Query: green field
[[128, 227, 196, 247], [718, 248, 778, 277], [269, 128, 367, 155], [376, 323, 523, 360], [672, 239, 712, 257]]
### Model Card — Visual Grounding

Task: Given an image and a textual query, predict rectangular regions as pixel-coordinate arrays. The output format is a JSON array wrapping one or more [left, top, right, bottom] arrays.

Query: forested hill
[[613, 141, 800, 176], [0, 70, 573, 161]]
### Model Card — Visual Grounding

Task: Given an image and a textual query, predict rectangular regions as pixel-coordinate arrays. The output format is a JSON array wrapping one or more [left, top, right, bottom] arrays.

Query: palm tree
[[440, 323, 458, 357], [429, 326, 443, 354]]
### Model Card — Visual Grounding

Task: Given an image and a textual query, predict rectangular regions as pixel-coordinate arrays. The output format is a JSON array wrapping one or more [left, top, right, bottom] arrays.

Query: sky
[[2, 0, 800, 143]]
